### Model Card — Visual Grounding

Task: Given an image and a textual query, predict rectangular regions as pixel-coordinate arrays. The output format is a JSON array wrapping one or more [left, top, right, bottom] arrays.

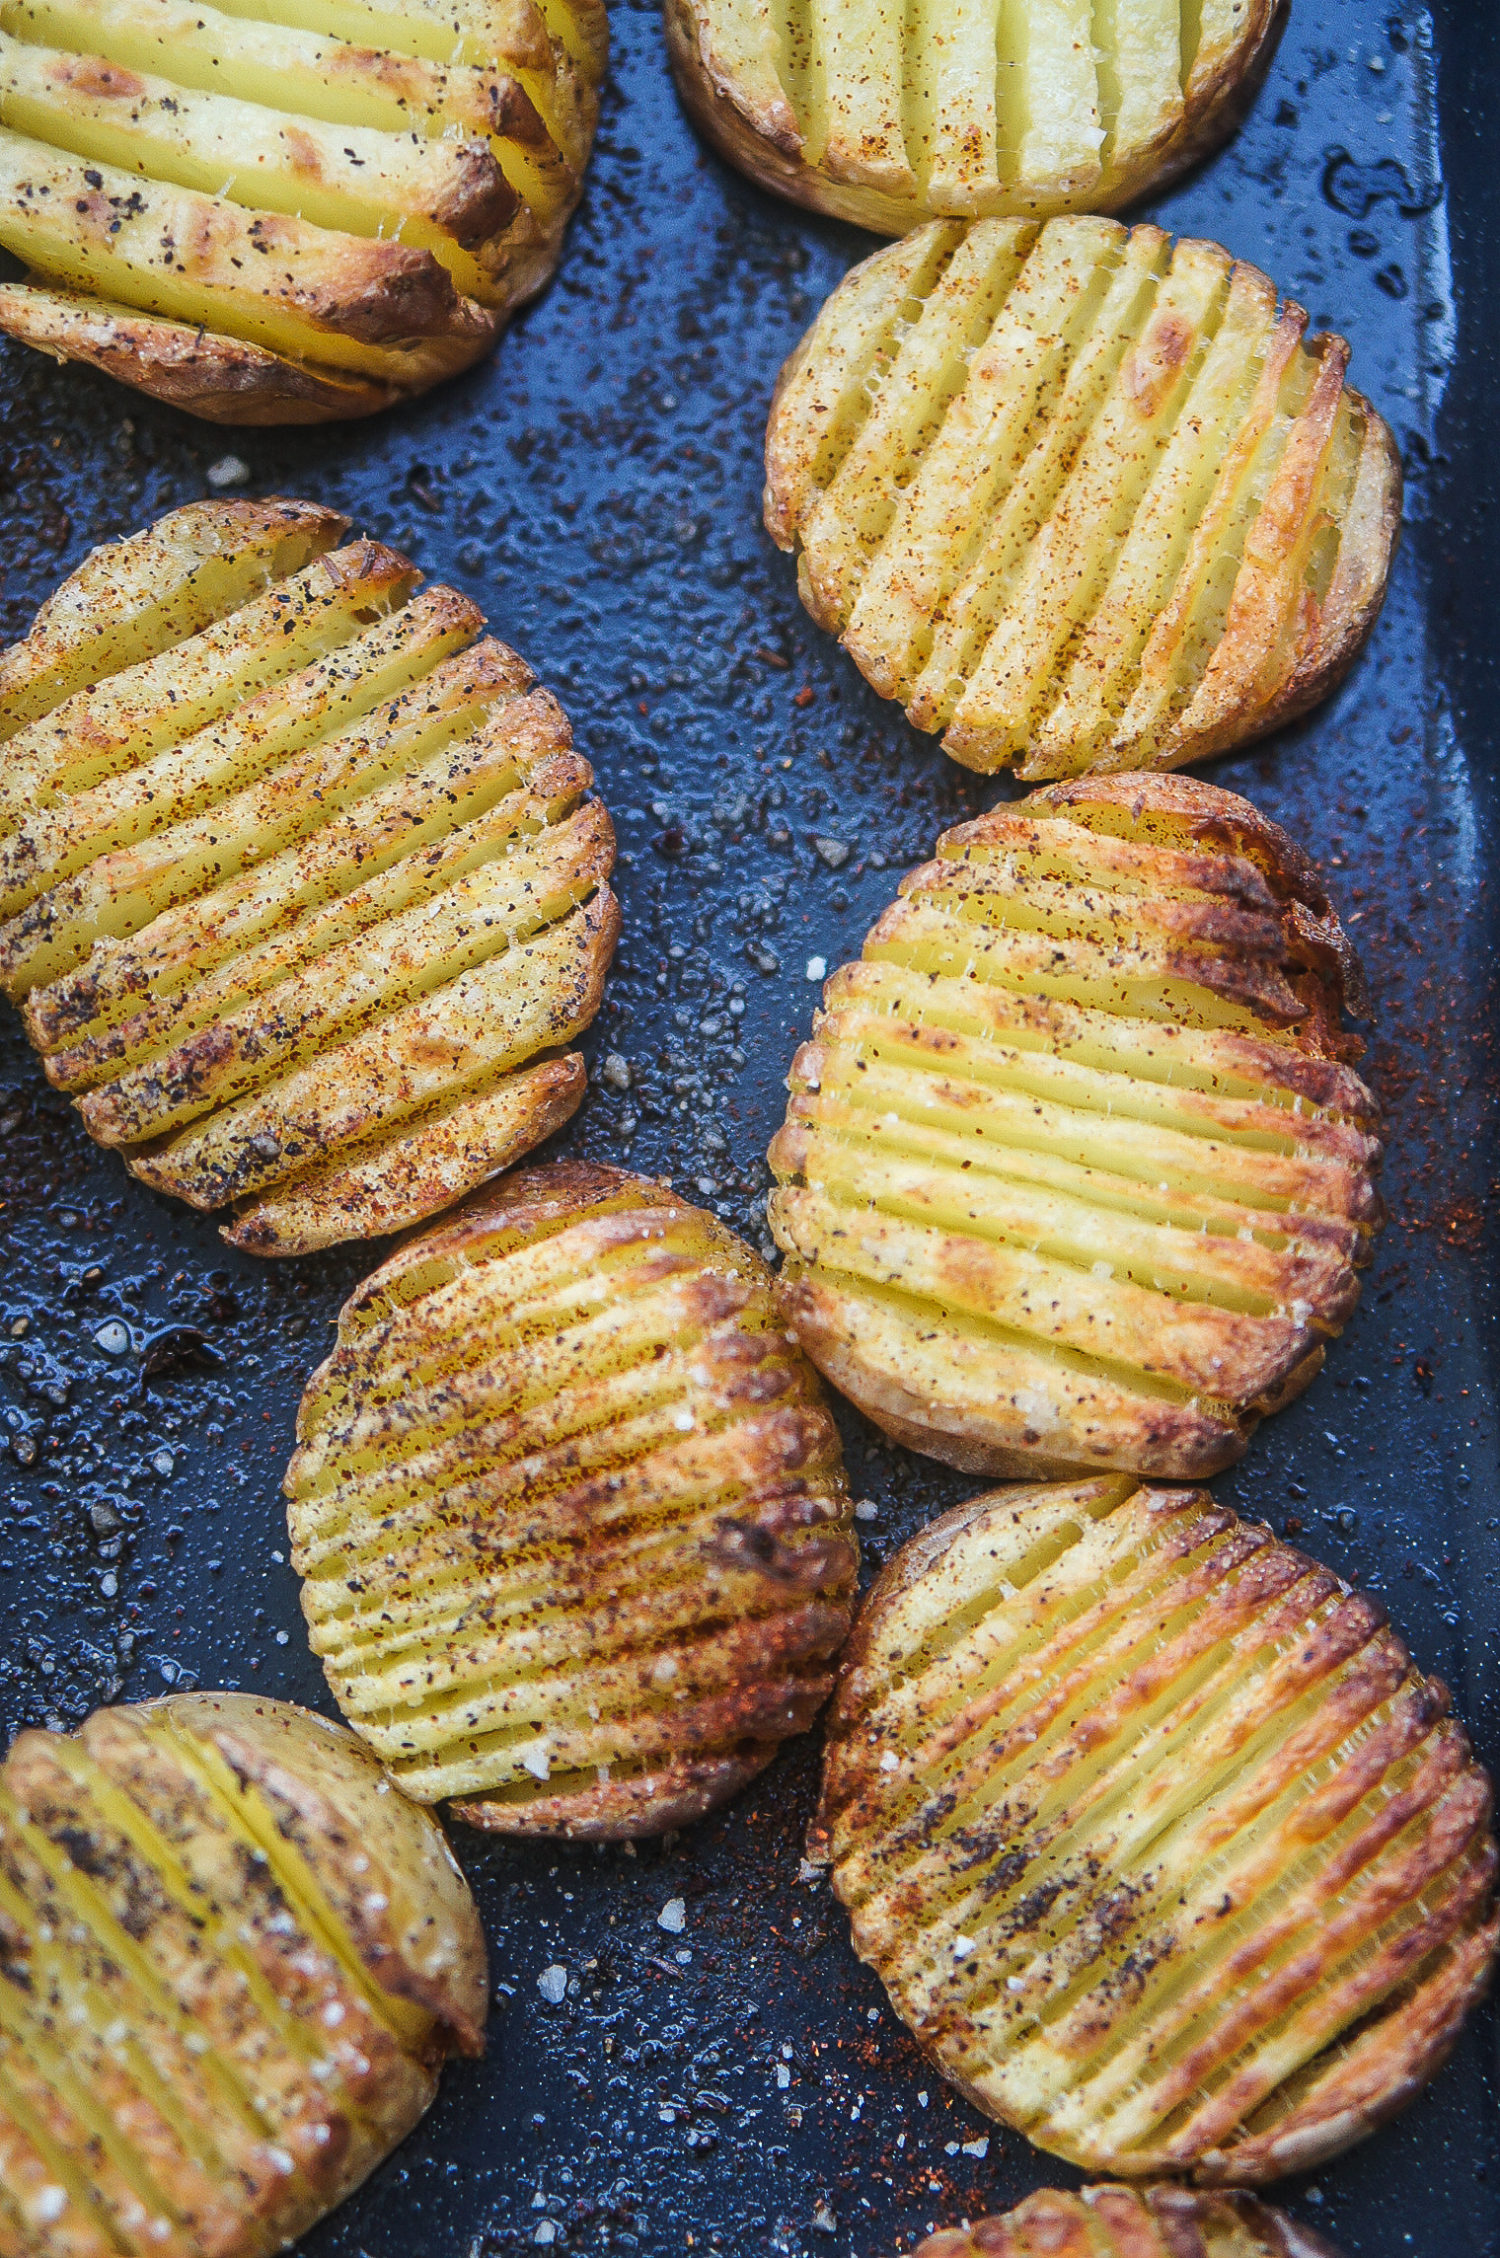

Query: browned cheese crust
[[665, 0, 1283, 235], [764, 215, 1401, 779], [0, 497, 619, 1253], [813, 1479, 1499, 2185], [914, 2185, 1345, 2258], [285, 1159, 859, 1839], [769, 772, 1383, 1482], [0, 0, 608, 420], [0, 1689, 486, 2256]]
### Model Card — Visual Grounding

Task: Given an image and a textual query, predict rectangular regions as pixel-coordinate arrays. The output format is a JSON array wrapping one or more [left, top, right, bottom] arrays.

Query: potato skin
[[0, 1690, 485, 2257], [286, 1159, 859, 1839], [769, 771, 1382, 1482], [161, 1691, 489, 2052], [815, 1480, 1498, 2185], [913, 2187, 1345, 2258], [666, 0, 1285, 236]]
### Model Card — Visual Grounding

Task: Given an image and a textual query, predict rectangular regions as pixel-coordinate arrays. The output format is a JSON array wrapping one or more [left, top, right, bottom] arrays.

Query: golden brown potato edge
[[664, 0, 1287, 236]]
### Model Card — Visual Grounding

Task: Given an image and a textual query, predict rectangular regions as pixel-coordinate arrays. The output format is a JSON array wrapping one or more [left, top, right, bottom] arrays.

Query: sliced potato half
[[0, 0, 605, 419], [286, 1159, 858, 1839], [914, 2188, 1343, 2258], [0, 497, 619, 1253], [765, 215, 1400, 778], [666, 0, 1282, 234], [0, 1690, 485, 2258], [768, 771, 1382, 1481], [815, 1479, 1498, 2183]]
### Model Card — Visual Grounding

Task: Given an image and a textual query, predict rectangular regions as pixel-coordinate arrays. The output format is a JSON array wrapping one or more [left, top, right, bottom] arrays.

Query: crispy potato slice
[[2, 499, 618, 1251], [0, 277, 405, 421], [767, 772, 1381, 1481], [127, 882, 617, 1207], [26, 672, 565, 1047], [0, 535, 423, 867], [227, 1048, 586, 1253], [0, 34, 518, 301], [285, 1161, 858, 1839], [0, 133, 496, 382], [0, 494, 344, 738], [0, 1690, 484, 2257], [912, 2188, 1344, 2258], [0, 0, 603, 418], [764, 215, 1401, 778], [666, 0, 1280, 234], [815, 1479, 1498, 2183]]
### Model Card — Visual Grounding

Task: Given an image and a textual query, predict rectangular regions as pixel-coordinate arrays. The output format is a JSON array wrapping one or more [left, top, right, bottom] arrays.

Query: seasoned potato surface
[[0, 497, 619, 1254], [815, 1479, 1498, 2183], [0, 0, 606, 420], [0, 1690, 486, 2256], [769, 772, 1381, 1481], [765, 215, 1400, 778], [914, 2187, 1343, 2258], [287, 1160, 859, 1838], [666, 0, 1281, 235]]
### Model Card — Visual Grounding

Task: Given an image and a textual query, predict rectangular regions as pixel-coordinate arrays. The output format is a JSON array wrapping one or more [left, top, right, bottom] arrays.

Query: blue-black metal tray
[[2, 2, 1498, 2251]]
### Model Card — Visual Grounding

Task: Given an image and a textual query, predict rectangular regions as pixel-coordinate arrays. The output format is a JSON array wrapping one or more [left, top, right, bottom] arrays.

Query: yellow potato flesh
[[0, 130, 468, 380], [769, 215, 1395, 778], [0, 33, 498, 298], [4, 512, 615, 1250], [0, 498, 343, 738]]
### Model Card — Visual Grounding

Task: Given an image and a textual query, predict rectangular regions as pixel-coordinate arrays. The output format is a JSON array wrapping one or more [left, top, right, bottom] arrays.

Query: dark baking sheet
[[2, 2, 1499, 2251]]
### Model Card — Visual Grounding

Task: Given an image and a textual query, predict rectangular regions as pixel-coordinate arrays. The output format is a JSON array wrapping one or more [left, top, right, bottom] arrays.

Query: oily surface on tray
[[765, 214, 1400, 777], [287, 1160, 858, 1838], [0, 496, 618, 1256], [769, 771, 1383, 1482], [815, 1476, 1499, 2185], [0, 1690, 486, 2258]]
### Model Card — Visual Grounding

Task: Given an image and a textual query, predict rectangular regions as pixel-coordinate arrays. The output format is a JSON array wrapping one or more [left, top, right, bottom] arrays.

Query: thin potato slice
[[912, 2188, 1344, 2258], [0, 495, 344, 737], [285, 1161, 858, 1839], [767, 772, 1382, 1480], [0, 0, 603, 418], [764, 216, 1401, 778], [1, 499, 618, 1252], [0, 277, 404, 421], [0, 1691, 485, 2257], [815, 1479, 1498, 2184], [666, 0, 1279, 234]]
